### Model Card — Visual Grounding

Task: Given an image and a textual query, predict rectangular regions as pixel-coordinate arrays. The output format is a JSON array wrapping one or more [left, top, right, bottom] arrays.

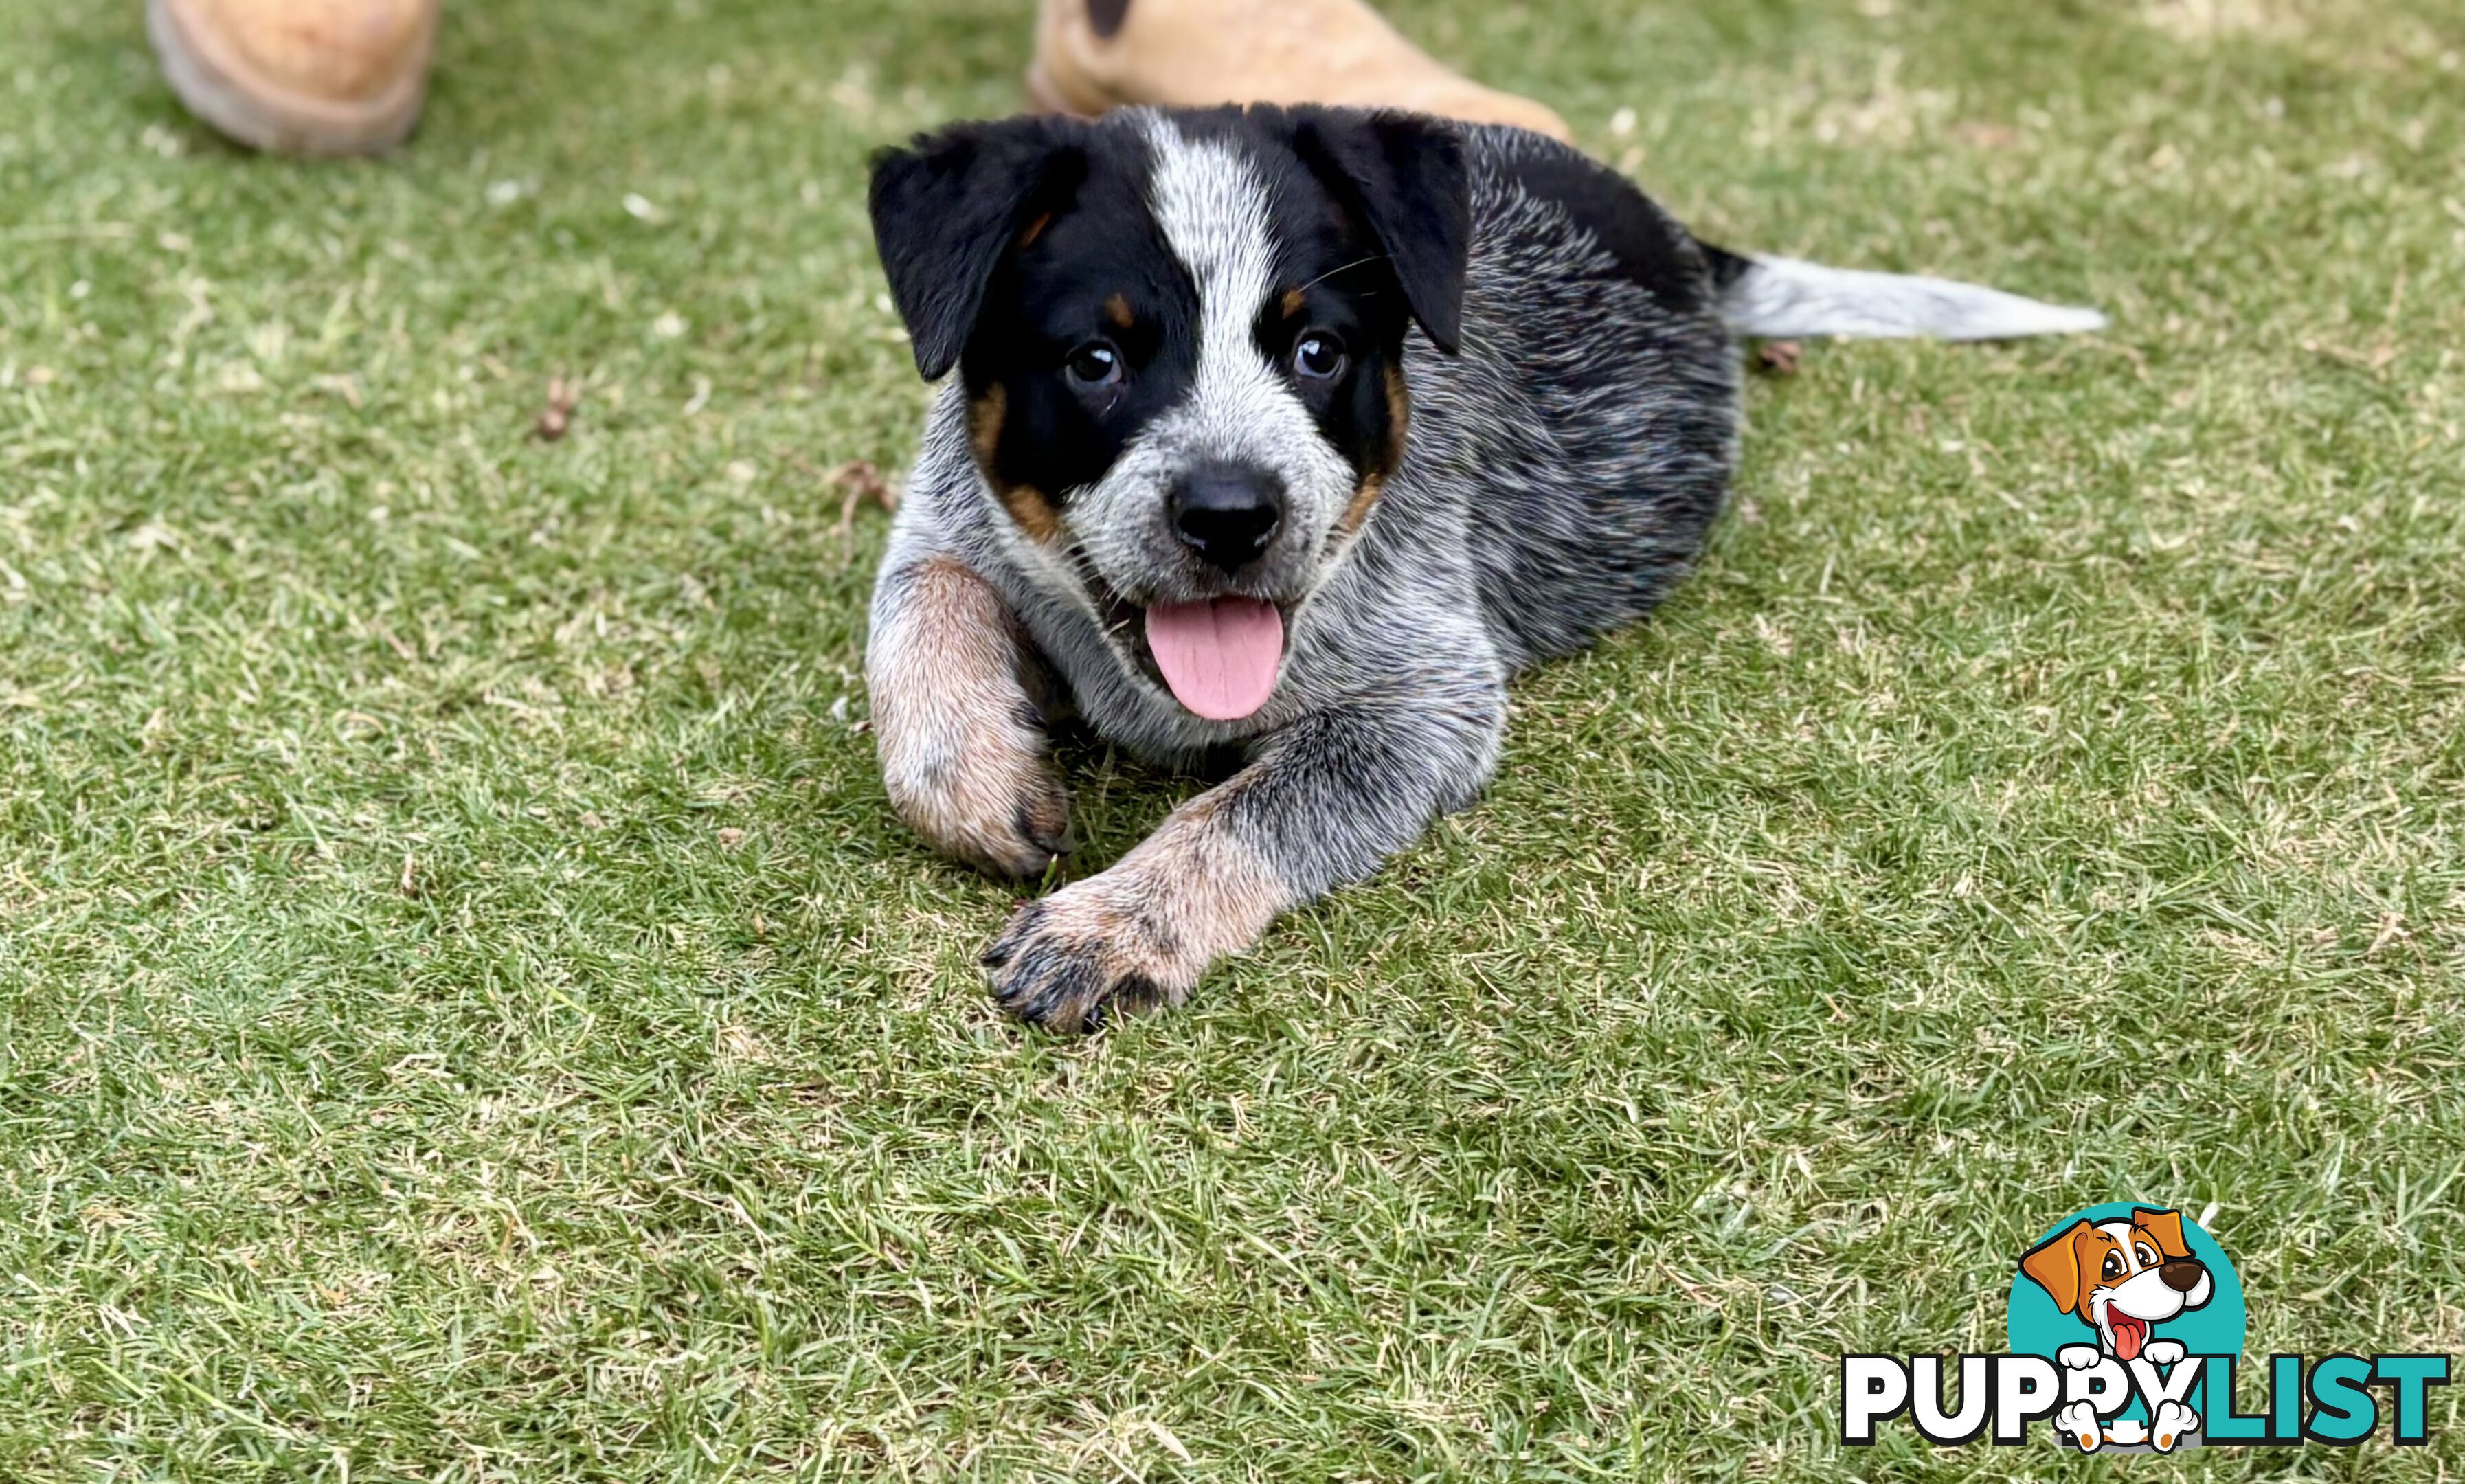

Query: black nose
[[2159, 1259, 2205, 1292], [1167, 464, 1284, 574]]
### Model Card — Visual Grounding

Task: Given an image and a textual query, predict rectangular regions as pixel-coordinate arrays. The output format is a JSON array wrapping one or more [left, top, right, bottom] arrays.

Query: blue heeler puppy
[[864, 105, 2103, 1031]]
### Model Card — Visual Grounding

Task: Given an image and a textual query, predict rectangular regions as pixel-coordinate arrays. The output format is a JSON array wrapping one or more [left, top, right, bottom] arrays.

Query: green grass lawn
[[3, 0, 2462, 1476]]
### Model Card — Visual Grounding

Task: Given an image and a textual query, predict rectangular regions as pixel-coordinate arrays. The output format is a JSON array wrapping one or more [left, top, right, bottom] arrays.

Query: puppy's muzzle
[[2159, 1258, 2206, 1293], [1168, 462, 1284, 576]]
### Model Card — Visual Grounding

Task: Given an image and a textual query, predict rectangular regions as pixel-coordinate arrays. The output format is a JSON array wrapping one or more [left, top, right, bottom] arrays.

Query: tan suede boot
[[1027, 0, 1571, 142], [148, 0, 438, 155]]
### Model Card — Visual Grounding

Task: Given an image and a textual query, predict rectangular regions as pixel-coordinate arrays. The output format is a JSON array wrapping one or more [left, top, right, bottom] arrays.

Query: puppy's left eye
[[2137, 1244, 2159, 1268], [1292, 332, 1348, 382], [1066, 341, 1123, 387]]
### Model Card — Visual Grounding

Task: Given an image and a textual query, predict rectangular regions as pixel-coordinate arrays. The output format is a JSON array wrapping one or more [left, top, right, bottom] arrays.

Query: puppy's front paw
[[882, 717, 1071, 879], [2058, 1345, 2102, 1371], [2053, 1401, 2102, 1453], [2150, 1399, 2197, 1452], [2141, 1339, 2185, 1367], [982, 795, 1288, 1032], [982, 875, 1198, 1033]]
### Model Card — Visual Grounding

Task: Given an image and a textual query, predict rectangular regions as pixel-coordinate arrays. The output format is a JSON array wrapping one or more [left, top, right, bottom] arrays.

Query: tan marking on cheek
[[1016, 211, 1053, 249], [1384, 360, 1412, 453], [995, 484, 1061, 543], [1104, 293, 1134, 329], [868, 557, 1068, 878], [967, 382, 1061, 543], [1336, 471, 1384, 535], [1280, 286, 1307, 319], [1335, 365, 1411, 536], [967, 382, 1005, 464]]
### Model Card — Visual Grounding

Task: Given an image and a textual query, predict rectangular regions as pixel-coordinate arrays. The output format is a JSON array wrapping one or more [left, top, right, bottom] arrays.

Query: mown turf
[[2, 0, 2461, 1477]]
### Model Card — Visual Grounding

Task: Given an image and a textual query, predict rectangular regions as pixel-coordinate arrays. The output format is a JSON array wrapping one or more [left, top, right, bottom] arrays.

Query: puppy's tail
[[1702, 244, 2106, 341]]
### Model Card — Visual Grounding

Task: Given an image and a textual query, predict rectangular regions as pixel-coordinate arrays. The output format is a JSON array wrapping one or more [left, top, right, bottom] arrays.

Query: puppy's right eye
[[1291, 332, 1348, 381], [1065, 341, 1123, 387], [2102, 1253, 2124, 1280]]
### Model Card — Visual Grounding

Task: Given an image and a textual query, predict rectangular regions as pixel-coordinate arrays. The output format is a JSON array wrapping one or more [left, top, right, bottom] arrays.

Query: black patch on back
[[1496, 146, 1715, 315]]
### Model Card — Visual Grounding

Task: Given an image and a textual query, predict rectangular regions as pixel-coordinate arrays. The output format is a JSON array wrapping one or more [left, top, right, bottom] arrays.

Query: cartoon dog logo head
[[2019, 1206, 2214, 1362]]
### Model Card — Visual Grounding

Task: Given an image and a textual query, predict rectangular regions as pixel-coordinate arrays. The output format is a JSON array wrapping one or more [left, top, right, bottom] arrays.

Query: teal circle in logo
[[2007, 1203, 2247, 1373]]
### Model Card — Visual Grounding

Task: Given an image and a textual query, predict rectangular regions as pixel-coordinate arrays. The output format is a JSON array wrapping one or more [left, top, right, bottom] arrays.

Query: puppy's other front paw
[[2141, 1339, 2185, 1367], [982, 877, 1197, 1033], [883, 721, 1071, 879]]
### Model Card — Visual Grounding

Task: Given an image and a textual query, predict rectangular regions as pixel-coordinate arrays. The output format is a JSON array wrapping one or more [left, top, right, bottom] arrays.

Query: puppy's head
[[2019, 1208, 2213, 1362], [868, 106, 1470, 721]]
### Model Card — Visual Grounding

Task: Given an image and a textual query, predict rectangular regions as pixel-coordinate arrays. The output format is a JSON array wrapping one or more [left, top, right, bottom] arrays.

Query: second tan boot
[[1028, 0, 1572, 142], [149, 0, 438, 156]]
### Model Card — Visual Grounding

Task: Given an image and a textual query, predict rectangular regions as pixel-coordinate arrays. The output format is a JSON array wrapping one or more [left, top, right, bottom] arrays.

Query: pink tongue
[[2113, 1316, 2146, 1362], [1145, 598, 1284, 720]]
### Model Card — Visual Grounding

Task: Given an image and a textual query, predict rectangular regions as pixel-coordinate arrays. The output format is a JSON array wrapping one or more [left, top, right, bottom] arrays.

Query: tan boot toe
[[149, 0, 438, 156], [1031, 0, 1572, 142]]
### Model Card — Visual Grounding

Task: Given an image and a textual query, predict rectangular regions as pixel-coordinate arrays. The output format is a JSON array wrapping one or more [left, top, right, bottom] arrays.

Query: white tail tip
[[1724, 254, 2107, 341]]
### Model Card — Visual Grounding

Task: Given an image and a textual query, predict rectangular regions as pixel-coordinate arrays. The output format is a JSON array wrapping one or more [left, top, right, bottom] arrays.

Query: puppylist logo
[[1843, 1204, 2450, 1452]]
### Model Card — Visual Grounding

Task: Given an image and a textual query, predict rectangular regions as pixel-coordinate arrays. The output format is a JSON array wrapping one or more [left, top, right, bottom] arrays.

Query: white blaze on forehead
[[1139, 113, 1279, 368], [1057, 113, 1355, 616], [1128, 113, 1345, 490]]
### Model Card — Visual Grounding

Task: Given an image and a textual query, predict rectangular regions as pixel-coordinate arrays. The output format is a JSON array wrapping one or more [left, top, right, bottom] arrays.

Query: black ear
[[1294, 110, 1472, 354], [868, 119, 1086, 380]]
